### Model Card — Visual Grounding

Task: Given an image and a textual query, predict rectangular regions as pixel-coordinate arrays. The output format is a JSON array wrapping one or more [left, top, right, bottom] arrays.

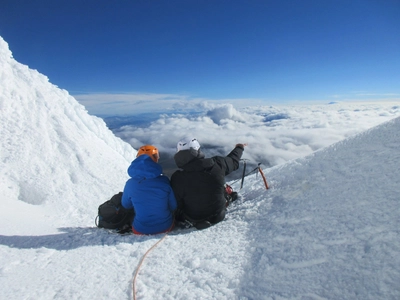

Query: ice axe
[[234, 160, 269, 190]]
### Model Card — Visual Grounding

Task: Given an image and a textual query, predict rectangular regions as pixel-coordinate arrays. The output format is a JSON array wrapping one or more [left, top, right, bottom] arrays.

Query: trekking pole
[[240, 159, 247, 189], [231, 162, 260, 186], [231, 162, 270, 190]]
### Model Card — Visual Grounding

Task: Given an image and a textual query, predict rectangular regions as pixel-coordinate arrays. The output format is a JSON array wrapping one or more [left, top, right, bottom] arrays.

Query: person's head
[[176, 137, 205, 158], [176, 137, 201, 152], [174, 137, 205, 167], [136, 145, 159, 163]]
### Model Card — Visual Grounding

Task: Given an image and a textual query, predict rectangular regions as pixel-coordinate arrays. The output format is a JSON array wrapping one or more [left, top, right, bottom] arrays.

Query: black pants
[[207, 209, 226, 224], [180, 208, 226, 225]]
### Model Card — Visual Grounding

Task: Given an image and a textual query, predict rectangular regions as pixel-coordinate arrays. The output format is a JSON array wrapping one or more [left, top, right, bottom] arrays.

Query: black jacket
[[171, 145, 244, 223]]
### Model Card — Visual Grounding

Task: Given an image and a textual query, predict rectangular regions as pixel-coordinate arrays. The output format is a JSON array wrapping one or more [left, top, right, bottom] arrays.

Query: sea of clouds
[[108, 101, 399, 176]]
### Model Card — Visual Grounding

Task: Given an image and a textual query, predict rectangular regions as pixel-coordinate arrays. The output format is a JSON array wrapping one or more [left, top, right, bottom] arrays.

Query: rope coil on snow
[[132, 233, 168, 300]]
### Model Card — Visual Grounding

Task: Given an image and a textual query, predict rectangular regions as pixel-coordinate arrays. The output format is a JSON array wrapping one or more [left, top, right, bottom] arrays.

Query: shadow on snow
[[0, 226, 192, 251]]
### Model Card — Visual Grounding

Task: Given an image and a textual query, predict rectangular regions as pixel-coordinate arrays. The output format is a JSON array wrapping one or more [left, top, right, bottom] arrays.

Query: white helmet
[[176, 137, 201, 152]]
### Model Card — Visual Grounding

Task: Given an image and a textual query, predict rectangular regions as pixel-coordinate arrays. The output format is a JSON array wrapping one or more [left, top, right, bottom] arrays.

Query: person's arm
[[121, 181, 133, 209], [168, 188, 178, 211], [223, 144, 246, 175], [170, 172, 185, 221]]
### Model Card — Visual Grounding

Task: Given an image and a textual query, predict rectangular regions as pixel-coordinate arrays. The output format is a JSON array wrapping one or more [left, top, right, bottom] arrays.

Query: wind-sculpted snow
[[0, 36, 136, 232], [0, 35, 399, 299]]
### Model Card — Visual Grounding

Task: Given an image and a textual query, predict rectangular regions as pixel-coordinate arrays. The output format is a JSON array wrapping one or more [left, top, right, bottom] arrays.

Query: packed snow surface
[[1, 36, 399, 299]]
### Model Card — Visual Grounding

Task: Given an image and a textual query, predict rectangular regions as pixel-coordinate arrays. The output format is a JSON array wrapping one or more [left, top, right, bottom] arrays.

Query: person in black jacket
[[170, 137, 245, 229]]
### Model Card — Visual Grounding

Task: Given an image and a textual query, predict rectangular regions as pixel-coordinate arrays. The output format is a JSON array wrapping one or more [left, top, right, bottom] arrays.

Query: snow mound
[[0, 36, 136, 233]]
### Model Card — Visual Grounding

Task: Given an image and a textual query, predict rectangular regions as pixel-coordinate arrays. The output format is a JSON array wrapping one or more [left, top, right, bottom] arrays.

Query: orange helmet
[[136, 145, 159, 162]]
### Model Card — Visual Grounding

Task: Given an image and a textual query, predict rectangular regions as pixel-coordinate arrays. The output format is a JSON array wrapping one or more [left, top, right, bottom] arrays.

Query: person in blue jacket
[[121, 145, 177, 235]]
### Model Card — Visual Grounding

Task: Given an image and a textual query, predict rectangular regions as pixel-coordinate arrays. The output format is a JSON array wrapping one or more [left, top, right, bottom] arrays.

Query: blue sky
[[1, 0, 399, 114]]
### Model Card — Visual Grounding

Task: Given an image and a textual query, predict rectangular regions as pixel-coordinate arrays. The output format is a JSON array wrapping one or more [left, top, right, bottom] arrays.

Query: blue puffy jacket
[[121, 155, 177, 234]]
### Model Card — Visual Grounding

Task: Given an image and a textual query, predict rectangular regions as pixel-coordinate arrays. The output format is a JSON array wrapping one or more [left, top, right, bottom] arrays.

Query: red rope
[[132, 233, 168, 300]]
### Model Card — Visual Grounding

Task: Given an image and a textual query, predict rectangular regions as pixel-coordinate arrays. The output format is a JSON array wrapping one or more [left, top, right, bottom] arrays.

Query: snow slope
[[0, 36, 136, 234], [1, 36, 399, 299]]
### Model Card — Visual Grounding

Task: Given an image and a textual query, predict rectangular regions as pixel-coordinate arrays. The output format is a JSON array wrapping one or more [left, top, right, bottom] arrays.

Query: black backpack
[[95, 192, 134, 229]]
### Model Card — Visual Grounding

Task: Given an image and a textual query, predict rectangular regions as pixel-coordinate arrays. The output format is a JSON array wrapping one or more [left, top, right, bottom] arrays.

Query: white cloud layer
[[74, 92, 266, 116], [113, 101, 400, 168]]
